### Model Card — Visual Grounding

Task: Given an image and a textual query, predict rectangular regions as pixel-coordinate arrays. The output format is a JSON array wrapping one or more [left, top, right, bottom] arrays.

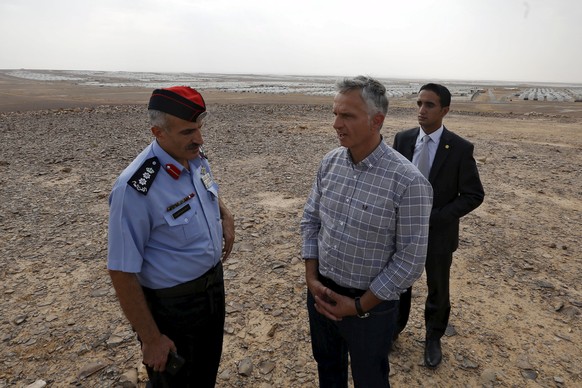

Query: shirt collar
[[418, 125, 444, 144], [345, 138, 389, 169], [152, 140, 195, 179], [152, 141, 182, 168]]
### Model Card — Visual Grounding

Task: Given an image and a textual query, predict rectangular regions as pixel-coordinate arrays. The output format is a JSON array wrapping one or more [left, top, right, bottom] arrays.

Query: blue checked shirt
[[301, 141, 433, 300]]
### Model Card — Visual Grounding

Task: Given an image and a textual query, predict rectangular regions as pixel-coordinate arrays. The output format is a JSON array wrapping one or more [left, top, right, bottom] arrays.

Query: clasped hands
[[308, 279, 357, 321]]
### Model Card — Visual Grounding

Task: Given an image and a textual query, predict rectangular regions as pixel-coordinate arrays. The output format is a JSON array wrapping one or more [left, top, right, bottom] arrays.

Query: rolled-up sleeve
[[301, 172, 322, 260], [371, 175, 433, 299]]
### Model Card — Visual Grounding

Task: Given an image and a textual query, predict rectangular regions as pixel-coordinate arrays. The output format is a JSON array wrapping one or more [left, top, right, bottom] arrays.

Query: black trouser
[[396, 251, 453, 340], [311, 275, 396, 388], [142, 263, 225, 388]]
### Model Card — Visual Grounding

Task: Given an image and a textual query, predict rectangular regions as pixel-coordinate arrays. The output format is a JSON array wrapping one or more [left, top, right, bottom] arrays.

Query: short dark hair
[[419, 83, 451, 108]]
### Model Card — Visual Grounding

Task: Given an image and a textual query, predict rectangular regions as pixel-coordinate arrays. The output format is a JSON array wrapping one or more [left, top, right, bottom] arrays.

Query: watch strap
[[354, 297, 369, 318]]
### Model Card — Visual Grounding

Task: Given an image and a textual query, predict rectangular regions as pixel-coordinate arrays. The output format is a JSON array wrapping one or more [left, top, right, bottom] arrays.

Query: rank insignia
[[127, 157, 161, 195], [167, 192, 196, 212]]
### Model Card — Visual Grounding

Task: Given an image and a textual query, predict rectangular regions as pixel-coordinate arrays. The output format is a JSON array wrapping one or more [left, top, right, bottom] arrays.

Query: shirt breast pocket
[[350, 198, 395, 233], [163, 204, 205, 241]]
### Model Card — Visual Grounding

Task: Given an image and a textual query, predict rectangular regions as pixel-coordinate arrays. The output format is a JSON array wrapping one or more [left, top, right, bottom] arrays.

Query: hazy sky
[[1, 0, 581, 84]]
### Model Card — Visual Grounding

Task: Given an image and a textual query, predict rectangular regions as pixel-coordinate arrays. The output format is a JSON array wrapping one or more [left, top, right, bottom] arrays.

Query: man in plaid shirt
[[301, 76, 432, 388]]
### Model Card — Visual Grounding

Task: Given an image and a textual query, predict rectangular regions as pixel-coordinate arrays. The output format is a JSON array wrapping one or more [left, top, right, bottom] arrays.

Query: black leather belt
[[143, 262, 223, 299], [318, 274, 366, 298]]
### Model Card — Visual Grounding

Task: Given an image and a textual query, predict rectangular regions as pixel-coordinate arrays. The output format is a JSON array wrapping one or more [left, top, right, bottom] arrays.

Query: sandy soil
[[0, 74, 581, 387]]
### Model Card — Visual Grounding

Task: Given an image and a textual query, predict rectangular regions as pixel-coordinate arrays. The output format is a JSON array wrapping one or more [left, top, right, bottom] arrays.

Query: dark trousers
[[396, 251, 453, 340], [142, 263, 225, 388], [307, 291, 397, 388]]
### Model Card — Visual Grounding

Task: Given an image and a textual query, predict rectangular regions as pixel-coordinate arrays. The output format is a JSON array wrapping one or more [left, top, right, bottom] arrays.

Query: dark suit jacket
[[393, 127, 484, 254]]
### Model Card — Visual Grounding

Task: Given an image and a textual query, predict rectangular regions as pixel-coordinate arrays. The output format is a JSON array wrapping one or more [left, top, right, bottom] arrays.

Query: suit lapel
[[429, 126, 452, 181], [401, 128, 419, 161]]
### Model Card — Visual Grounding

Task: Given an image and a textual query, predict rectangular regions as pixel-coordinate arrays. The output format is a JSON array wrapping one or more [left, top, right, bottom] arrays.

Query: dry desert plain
[[0, 72, 581, 387]]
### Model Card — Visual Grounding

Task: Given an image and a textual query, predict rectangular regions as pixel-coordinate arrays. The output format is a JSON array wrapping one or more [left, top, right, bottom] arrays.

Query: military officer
[[107, 86, 235, 387]]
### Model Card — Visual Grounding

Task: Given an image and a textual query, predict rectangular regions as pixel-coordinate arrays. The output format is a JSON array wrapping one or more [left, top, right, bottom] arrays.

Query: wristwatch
[[354, 297, 369, 318]]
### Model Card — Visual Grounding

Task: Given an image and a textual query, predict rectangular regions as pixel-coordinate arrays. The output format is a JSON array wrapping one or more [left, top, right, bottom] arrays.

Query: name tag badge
[[201, 173, 213, 189], [172, 204, 191, 219]]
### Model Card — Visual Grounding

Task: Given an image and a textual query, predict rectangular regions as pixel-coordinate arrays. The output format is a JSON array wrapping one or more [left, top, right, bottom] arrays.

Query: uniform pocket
[[163, 204, 205, 241]]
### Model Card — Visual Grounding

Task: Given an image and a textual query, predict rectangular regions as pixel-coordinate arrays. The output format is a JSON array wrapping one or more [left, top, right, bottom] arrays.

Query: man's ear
[[372, 113, 385, 131], [441, 106, 450, 117], [151, 126, 163, 139]]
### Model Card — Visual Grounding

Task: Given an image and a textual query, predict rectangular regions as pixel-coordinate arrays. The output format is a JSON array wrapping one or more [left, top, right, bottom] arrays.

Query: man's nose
[[333, 116, 342, 129], [193, 130, 204, 145]]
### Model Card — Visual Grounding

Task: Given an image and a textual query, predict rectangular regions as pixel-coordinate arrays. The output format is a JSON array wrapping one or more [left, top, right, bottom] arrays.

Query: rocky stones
[[258, 360, 276, 375], [238, 357, 253, 377], [24, 381, 46, 388], [1, 87, 581, 387], [479, 368, 498, 387], [119, 368, 138, 387], [77, 361, 108, 380]]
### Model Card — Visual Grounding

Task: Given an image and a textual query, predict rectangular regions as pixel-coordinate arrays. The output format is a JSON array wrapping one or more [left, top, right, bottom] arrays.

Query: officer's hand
[[221, 212, 235, 260], [141, 334, 176, 373]]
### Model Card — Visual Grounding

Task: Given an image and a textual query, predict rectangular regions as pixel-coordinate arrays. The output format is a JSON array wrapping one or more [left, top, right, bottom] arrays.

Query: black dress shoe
[[424, 339, 442, 368]]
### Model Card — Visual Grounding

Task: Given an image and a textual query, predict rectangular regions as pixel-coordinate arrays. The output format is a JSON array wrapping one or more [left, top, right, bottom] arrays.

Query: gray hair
[[336, 76, 389, 116], [148, 109, 170, 129]]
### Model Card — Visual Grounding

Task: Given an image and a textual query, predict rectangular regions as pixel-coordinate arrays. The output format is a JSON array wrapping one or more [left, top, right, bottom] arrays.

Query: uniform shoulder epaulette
[[127, 157, 161, 195]]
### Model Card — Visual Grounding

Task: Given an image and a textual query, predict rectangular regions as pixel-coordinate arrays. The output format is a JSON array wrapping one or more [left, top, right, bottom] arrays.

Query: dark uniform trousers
[[397, 251, 453, 340], [141, 262, 225, 388]]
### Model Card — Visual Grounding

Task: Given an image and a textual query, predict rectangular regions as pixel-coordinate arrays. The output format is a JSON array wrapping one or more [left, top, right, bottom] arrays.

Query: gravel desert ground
[[0, 71, 581, 387]]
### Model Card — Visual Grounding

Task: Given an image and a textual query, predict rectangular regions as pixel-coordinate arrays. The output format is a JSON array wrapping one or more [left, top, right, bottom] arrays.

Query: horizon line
[[2, 68, 582, 87]]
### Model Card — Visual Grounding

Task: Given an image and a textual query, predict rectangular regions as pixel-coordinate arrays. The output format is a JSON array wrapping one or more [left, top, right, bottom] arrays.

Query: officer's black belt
[[143, 262, 222, 298], [318, 273, 366, 298]]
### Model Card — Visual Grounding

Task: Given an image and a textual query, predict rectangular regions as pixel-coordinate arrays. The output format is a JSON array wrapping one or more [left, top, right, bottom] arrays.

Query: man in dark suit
[[392, 83, 484, 368]]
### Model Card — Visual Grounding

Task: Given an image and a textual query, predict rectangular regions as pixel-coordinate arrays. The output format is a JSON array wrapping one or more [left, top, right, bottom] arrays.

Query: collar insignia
[[165, 163, 181, 180]]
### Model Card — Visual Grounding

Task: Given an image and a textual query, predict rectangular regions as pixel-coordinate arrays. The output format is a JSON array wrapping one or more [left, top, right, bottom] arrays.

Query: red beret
[[148, 86, 206, 122]]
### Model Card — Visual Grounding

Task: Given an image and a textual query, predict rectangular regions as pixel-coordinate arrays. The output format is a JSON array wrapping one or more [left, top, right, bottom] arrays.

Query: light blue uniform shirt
[[108, 141, 223, 289]]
